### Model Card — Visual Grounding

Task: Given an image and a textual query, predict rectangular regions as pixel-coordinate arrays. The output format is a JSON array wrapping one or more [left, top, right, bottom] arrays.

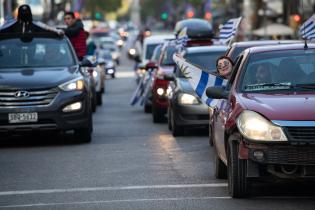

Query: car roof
[[144, 34, 174, 45], [231, 40, 302, 48], [246, 43, 315, 54], [185, 45, 228, 54]]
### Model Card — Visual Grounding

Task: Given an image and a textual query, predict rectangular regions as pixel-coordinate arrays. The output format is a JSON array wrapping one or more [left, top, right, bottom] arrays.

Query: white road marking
[[0, 196, 231, 208], [0, 183, 227, 196]]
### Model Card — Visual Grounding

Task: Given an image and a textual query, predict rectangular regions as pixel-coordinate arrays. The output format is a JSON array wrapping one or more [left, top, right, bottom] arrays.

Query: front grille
[[285, 127, 315, 142], [0, 88, 59, 107], [249, 147, 315, 165]]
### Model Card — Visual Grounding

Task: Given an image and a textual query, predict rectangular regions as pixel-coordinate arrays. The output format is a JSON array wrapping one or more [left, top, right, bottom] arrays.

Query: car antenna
[[302, 0, 308, 50]]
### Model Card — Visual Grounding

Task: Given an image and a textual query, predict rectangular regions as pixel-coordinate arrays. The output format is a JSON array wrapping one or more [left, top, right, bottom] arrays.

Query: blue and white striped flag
[[176, 27, 189, 51], [130, 69, 153, 106], [173, 54, 227, 107], [219, 17, 242, 45], [300, 14, 315, 40]]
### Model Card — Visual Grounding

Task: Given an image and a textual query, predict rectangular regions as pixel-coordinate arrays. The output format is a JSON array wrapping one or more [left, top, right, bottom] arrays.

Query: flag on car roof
[[219, 17, 242, 45], [299, 14, 315, 40], [173, 54, 227, 107], [176, 27, 188, 51]]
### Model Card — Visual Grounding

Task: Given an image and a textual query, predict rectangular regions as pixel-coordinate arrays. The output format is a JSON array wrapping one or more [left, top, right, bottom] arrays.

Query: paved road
[[0, 52, 315, 209]]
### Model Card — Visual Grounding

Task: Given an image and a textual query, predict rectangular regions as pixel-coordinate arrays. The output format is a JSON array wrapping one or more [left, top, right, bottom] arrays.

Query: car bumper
[[0, 91, 90, 134], [173, 103, 209, 127]]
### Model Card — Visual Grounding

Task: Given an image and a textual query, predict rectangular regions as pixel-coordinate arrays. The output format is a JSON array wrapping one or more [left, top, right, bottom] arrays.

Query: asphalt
[[0, 49, 315, 209]]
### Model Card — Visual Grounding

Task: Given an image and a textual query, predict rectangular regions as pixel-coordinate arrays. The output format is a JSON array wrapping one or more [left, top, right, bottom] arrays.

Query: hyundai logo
[[14, 91, 30, 98]]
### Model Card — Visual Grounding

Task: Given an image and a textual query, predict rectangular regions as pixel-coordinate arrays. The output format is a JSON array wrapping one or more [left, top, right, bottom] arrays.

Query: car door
[[213, 56, 243, 163]]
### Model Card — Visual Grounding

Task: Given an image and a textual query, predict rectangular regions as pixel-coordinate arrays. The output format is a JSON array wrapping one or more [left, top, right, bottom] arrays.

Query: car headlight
[[178, 93, 199, 105], [157, 88, 165, 96], [129, 48, 136, 55], [117, 40, 124, 46], [107, 69, 114, 74], [237, 110, 287, 141], [62, 102, 82, 112], [59, 78, 84, 91], [93, 71, 98, 78]]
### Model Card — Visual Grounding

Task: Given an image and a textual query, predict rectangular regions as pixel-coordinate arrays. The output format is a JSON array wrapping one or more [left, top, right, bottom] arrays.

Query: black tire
[[74, 113, 92, 143], [227, 138, 250, 198], [171, 109, 183, 136], [92, 95, 96, 113], [214, 147, 227, 179], [111, 74, 115, 79], [152, 105, 164, 123], [167, 108, 172, 131], [101, 87, 104, 94], [96, 92, 102, 105], [144, 103, 152, 113]]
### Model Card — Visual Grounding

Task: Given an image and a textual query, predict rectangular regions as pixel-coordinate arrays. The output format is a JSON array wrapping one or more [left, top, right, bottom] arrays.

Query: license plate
[[8, 113, 38, 124]]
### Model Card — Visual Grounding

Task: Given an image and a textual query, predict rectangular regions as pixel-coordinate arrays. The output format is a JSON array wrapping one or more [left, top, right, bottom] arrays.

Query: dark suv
[[0, 26, 93, 142]]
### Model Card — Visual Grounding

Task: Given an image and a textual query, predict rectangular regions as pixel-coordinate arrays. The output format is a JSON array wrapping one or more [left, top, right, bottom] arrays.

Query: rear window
[[161, 46, 177, 66], [185, 51, 226, 72], [145, 44, 159, 60], [0, 38, 75, 68]]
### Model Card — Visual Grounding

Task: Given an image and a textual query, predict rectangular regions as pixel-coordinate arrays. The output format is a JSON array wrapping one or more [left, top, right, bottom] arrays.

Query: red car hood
[[238, 92, 315, 121]]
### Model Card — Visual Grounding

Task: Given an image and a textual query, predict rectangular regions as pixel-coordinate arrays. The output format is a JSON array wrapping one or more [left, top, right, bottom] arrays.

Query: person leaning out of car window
[[215, 56, 234, 79], [63, 11, 87, 61]]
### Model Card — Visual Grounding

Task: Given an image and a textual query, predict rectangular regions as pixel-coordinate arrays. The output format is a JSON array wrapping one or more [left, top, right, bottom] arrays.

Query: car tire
[[171, 110, 183, 136], [214, 146, 227, 179], [101, 87, 104, 94], [96, 92, 102, 105], [152, 105, 164, 123], [167, 108, 172, 131], [111, 74, 116, 79], [74, 113, 92, 143], [144, 103, 152, 113], [227, 137, 250, 198]]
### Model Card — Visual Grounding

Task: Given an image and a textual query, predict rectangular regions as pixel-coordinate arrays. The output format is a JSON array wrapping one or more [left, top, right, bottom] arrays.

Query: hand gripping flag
[[300, 14, 315, 40], [219, 17, 242, 45], [173, 54, 227, 107]]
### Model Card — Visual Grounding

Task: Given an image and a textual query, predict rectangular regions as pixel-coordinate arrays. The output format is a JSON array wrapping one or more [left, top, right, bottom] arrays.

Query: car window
[[0, 38, 75, 68], [185, 51, 226, 72], [145, 44, 159, 60], [150, 45, 162, 62], [241, 49, 315, 92], [226, 55, 243, 91], [161, 46, 177, 66]]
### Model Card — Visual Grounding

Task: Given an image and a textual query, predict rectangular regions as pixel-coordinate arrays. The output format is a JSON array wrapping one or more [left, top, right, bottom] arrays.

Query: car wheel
[[227, 137, 250, 198], [96, 92, 102, 105], [111, 74, 116, 79], [101, 87, 104, 94], [152, 105, 164, 123], [92, 94, 97, 113], [214, 146, 227, 179], [167, 108, 172, 131], [74, 113, 92, 143], [144, 103, 152, 113], [171, 110, 183, 136]]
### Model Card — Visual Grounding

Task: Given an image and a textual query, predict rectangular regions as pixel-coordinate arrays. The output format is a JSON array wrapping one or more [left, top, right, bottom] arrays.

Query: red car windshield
[[241, 49, 315, 92]]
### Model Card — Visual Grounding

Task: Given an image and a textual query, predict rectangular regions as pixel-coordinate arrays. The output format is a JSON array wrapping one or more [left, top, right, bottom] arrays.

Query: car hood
[[0, 66, 80, 90], [239, 92, 315, 121]]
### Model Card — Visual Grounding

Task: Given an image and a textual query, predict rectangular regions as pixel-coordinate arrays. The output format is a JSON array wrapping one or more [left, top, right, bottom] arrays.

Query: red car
[[150, 43, 178, 123], [207, 43, 315, 197]]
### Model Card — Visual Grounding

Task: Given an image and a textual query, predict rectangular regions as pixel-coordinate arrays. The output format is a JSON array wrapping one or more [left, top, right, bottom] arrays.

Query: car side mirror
[[145, 62, 158, 70], [164, 74, 175, 81], [206, 86, 229, 99], [80, 58, 94, 67]]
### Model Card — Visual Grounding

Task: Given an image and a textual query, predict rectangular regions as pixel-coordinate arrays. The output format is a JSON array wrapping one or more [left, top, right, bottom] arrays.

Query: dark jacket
[[65, 20, 87, 60]]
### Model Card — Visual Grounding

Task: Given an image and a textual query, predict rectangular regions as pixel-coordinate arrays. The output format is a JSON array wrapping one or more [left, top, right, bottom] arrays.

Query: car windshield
[[241, 49, 315, 92], [0, 38, 75, 69], [161, 46, 177, 66], [185, 51, 226, 72], [145, 44, 159, 60]]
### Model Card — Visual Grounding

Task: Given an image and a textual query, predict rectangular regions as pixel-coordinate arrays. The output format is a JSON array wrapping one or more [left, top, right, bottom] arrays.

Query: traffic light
[[74, 12, 80, 19], [161, 12, 168, 21], [204, 12, 212, 20], [289, 14, 301, 30], [186, 11, 194, 18], [95, 12, 102, 20]]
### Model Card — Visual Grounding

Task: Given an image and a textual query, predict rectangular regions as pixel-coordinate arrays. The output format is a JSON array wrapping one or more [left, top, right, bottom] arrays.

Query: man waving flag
[[219, 17, 242, 45], [173, 54, 227, 107], [300, 14, 315, 40]]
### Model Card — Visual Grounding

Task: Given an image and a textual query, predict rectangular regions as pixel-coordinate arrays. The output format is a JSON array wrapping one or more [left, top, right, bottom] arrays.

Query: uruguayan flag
[[219, 17, 242, 44], [173, 54, 227, 107], [300, 14, 315, 40], [130, 70, 153, 106], [176, 27, 189, 51]]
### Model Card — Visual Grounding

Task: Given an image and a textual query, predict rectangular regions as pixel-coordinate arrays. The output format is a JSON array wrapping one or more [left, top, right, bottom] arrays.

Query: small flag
[[219, 17, 242, 45], [300, 14, 315, 40], [130, 69, 153, 106], [173, 54, 227, 107], [176, 27, 188, 51]]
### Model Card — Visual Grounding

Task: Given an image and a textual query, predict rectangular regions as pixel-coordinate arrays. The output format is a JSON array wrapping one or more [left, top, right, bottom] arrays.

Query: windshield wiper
[[245, 82, 291, 88]]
